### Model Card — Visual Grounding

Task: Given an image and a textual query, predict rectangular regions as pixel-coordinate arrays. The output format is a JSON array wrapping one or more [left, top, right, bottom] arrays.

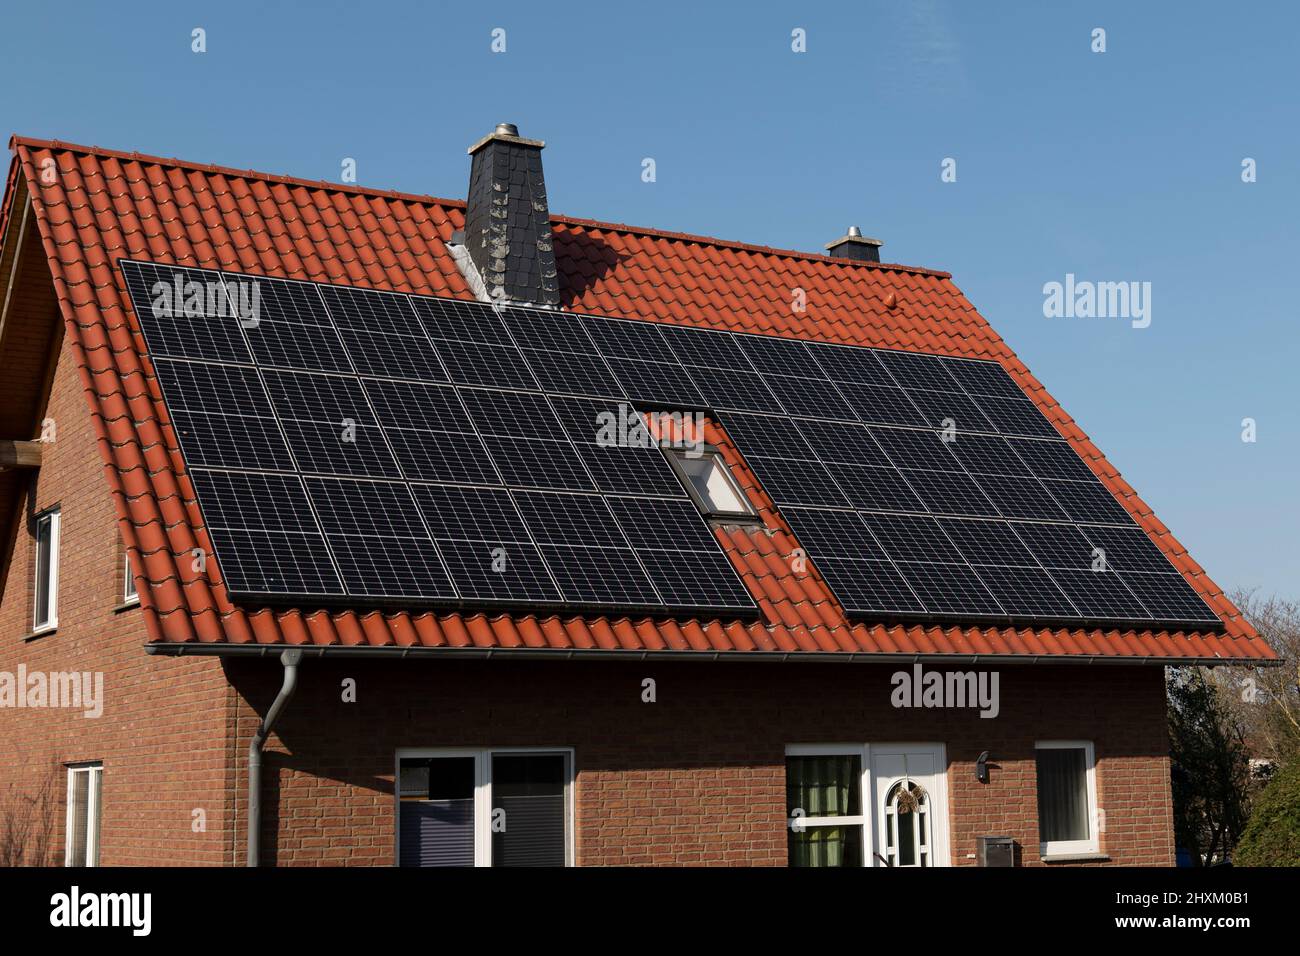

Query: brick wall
[[0, 325, 234, 866], [230, 656, 1174, 867]]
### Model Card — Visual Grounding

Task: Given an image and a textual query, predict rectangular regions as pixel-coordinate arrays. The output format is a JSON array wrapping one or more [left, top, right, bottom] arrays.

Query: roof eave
[[144, 642, 1282, 667]]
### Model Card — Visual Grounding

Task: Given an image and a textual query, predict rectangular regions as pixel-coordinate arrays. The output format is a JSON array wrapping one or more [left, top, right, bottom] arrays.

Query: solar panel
[[190, 469, 342, 596], [363, 379, 500, 485], [410, 297, 541, 390], [409, 484, 563, 602], [604, 497, 752, 610], [874, 350, 962, 393], [458, 388, 596, 491], [498, 308, 624, 398], [126, 258, 1212, 630], [807, 343, 895, 387], [811, 557, 926, 616], [153, 359, 294, 471], [238, 277, 352, 373], [735, 334, 824, 378], [509, 490, 662, 606], [123, 263, 755, 614], [548, 397, 684, 497], [121, 261, 254, 363], [262, 369, 402, 478], [304, 476, 457, 599], [1116, 572, 1220, 624], [319, 284, 448, 382], [688, 366, 786, 413], [761, 375, 855, 420], [977, 395, 1062, 439]]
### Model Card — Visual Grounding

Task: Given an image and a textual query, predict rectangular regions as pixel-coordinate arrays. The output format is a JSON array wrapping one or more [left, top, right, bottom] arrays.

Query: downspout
[[247, 648, 302, 867]]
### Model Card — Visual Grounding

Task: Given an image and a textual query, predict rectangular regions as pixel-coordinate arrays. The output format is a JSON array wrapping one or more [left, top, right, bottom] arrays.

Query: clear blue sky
[[3, 1, 1296, 600]]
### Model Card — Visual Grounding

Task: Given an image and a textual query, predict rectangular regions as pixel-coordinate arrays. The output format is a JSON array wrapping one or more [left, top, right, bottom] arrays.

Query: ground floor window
[[786, 743, 949, 868], [65, 762, 102, 867], [1035, 740, 1099, 857], [396, 749, 572, 867]]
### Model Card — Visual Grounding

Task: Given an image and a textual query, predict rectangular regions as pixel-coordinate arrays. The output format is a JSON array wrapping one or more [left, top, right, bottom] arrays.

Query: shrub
[[1234, 758, 1300, 866]]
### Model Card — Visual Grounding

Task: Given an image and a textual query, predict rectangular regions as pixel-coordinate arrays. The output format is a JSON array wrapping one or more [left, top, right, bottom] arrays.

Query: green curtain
[[787, 755, 862, 867]]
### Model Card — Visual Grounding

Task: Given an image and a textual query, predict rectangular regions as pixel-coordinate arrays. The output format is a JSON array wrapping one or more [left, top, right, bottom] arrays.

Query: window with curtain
[[1035, 742, 1098, 856], [786, 753, 864, 867]]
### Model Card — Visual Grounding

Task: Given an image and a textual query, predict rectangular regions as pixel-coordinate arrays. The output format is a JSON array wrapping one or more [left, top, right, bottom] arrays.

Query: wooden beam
[[0, 440, 43, 468]]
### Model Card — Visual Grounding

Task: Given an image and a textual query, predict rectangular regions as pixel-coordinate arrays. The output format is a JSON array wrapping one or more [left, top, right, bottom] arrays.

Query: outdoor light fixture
[[976, 751, 991, 784]]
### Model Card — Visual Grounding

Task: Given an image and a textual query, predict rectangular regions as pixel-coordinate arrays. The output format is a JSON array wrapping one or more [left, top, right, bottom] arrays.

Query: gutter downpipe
[[247, 648, 302, 867]]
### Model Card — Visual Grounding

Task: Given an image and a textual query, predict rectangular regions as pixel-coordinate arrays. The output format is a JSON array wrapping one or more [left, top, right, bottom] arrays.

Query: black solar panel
[[238, 277, 352, 373], [262, 369, 401, 478], [127, 258, 1212, 630], [604, 497, 752, 610], [153, 359, 294, 471], [190, 469, 342, 596], [409, 484, 562, 603], [122, 261, 254, 363], [337, 323, 447, 382], [1117, 572, 1220, 624], [304, 477, 457, 599]]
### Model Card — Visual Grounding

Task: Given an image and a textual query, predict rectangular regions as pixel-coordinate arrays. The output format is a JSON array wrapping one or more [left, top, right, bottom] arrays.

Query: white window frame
[[785, 742, 951, 868], [122, 548, 139, 605], [1034, 739, 1100, 858], [664, 446, 757, 520], [33, 507, 60, 633], [64, 763, 102, 867], [394, 747, 575, 867]]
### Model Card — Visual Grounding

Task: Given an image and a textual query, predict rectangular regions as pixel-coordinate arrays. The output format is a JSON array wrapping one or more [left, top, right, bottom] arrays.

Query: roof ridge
[[8, 134, 951, 280]]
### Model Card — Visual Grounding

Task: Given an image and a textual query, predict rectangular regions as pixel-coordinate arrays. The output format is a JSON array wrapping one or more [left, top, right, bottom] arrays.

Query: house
[[0, 124, 1277, 868]]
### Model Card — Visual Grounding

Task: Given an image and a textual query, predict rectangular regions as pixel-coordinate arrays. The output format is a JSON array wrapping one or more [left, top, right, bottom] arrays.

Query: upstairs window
[[122, 548, 139, 605], [33, 507, 60, 633], [666, 448, 755, 519]]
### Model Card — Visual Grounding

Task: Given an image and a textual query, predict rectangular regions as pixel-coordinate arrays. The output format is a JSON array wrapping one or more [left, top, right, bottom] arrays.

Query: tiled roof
[[3, 135, 1276, 663]]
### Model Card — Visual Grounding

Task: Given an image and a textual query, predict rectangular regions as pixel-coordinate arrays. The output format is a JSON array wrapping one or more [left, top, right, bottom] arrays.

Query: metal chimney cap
[[846, 225, 863, 237], [467, 123, 546, 154]]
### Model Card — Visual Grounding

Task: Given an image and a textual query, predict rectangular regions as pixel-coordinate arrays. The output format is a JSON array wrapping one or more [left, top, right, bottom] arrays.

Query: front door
[[871, 743, 950, 867]]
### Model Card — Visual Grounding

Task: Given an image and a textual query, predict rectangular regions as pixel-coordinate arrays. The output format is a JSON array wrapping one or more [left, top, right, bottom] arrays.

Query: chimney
[[462, 123, 561, 308], [825, 225, 883, 263]]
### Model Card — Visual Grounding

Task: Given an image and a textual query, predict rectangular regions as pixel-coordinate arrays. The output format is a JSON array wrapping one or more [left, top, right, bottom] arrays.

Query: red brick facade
[[0, 323, 1177, 868]]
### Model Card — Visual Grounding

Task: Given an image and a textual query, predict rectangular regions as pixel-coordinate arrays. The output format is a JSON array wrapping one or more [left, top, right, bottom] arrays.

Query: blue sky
[[3, 1, 1296, 599]]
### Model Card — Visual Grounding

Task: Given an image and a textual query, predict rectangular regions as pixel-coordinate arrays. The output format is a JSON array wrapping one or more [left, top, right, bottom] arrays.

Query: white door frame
[[785, 741, 951, 867], [869, 742, 951, 868]]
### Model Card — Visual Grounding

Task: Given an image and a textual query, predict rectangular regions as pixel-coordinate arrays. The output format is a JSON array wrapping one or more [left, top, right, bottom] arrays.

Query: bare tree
[[0, 768, 57, 866], [1217, 590, 1300, 767]]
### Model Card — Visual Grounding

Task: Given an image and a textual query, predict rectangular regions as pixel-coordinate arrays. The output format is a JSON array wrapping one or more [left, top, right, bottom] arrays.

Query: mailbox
[[977, 835, 1016, 867]]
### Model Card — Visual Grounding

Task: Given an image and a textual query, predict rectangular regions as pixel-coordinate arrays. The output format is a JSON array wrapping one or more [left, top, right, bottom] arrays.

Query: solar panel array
[[714, 345, 1220, 628], [120, 260, 751, 614], [121, 259, 1219, 630]]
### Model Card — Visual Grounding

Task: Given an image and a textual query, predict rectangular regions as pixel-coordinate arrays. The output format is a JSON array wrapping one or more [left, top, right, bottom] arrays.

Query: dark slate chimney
[[463, 123, 561, 307], [825, 225, 883, 263]]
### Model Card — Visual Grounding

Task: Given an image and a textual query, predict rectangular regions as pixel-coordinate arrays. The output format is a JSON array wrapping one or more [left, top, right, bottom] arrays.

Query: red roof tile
[[4, 134, 1275, 664]]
